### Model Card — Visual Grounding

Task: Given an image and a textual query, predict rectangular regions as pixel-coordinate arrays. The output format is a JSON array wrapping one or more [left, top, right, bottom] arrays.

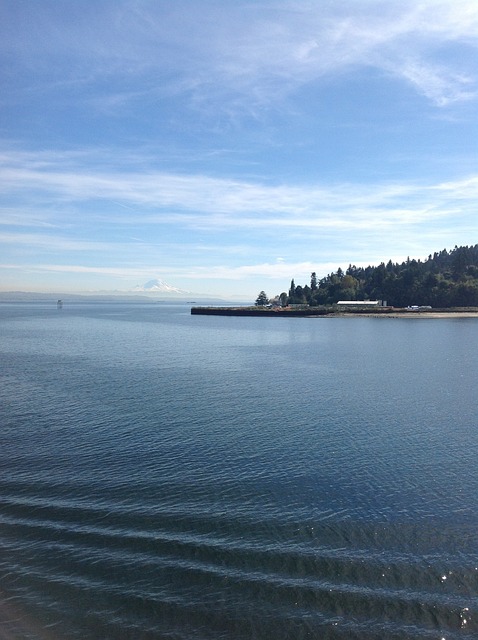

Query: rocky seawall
[[191, 306, 478, 318]]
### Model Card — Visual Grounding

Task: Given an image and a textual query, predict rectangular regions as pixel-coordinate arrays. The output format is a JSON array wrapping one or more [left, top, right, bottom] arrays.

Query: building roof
[[336, 300, 380, 306]]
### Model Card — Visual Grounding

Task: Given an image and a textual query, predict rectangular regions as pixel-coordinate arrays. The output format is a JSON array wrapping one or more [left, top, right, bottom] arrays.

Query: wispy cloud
[[210, 0, 478, 107], [1, 2, 476, 296], [2, 0, 477, 114], [1, 150, 475, 232], [0, 260, 339, 285], [0, 147, 475, 293], [0, 231, 119, 252]]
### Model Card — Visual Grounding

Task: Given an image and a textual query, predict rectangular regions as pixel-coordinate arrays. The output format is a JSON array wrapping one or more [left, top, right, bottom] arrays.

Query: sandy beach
[[338, 311, 478, 318]]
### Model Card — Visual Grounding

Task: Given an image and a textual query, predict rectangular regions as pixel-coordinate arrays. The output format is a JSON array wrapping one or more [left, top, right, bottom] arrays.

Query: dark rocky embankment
[[191, 306, 478, 317]]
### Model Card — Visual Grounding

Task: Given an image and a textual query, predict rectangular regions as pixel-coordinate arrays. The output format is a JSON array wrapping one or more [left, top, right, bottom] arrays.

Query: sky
[[1, 0, 477, 299]]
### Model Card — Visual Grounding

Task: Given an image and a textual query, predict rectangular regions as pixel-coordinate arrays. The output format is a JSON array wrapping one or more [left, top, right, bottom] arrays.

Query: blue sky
[[1, 0, 477, 299]]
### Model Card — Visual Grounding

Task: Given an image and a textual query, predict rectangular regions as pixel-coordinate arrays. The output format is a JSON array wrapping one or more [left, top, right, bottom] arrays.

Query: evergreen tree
[[278, 245, 478, 308], [255, 291, 269, 306], [310, 272, 317, 291], [289, 279, 295, 298]]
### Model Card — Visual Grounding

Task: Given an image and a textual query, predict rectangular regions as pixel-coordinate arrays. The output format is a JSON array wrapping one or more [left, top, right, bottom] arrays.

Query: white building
[[336, 300, 385, 307]]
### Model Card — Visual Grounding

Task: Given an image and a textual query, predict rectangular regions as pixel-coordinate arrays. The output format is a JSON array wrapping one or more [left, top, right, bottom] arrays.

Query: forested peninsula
[[192, 245, 478, 317], [282, 245, 478, 308]]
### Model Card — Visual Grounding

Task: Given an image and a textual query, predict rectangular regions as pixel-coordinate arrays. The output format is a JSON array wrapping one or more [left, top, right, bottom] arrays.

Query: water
[[0, 302, 477, 639]]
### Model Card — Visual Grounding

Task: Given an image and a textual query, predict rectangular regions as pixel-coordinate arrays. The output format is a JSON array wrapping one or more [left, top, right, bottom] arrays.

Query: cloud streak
[[3, 0, 477, 113], [1, 2, 476, 296], [1, 150, 475, 231], [1, 146, 475, 295], [0, 260, 339, 286]]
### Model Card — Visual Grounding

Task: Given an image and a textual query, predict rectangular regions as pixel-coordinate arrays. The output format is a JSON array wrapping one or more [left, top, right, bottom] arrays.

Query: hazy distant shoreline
[[0, 292, 237, 305]]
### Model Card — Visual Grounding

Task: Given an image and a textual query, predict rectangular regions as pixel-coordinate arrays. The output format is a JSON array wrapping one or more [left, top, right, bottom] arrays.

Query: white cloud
[[0, 260, 332, 284], [186, 262, 318, 280], [396, 59, 475, 106], [0, 149, 475, 232], [1, 147, 475, 296], [1, 3, 476, 297], [3, 0, 477, 111]]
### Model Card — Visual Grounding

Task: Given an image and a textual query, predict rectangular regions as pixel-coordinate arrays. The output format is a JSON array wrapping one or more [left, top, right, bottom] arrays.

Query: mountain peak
[[133, 278, 186, 294]]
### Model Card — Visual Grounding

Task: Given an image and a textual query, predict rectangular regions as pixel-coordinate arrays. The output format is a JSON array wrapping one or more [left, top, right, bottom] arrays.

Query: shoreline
[[337, 311, 478, 318], [191, 306, 478, 318]]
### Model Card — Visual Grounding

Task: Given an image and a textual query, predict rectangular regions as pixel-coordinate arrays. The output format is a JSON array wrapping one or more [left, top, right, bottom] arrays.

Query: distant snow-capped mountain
[[132, 279, 187, 294]]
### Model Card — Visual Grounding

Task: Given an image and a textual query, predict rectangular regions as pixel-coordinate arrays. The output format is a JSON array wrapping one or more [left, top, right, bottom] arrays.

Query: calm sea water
[[1, 302, 477, 639]]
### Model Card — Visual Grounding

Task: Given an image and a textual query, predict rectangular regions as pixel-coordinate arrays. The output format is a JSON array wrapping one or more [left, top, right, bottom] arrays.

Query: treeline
[[283, 245, 478, 308]]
